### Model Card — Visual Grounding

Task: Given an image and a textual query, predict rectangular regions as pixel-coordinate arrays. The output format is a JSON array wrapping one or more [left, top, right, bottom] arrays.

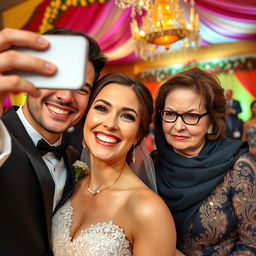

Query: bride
[[52, 73, 176, 255]]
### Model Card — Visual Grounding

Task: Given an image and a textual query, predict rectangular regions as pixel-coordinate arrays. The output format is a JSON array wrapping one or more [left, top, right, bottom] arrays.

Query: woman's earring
[[207, 129, 212, 135], [207, 124, 213, 135], [132, 145, 136, 163]]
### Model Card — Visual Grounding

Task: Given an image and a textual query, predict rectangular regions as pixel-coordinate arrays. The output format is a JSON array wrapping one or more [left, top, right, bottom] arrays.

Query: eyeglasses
[[159, 110, 209, 125]]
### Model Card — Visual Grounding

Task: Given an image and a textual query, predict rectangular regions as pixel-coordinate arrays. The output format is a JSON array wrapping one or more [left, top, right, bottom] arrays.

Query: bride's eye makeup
[[93, 99, 138, 122], [121, 112, 136, 122], [94, 104, 108, 113]]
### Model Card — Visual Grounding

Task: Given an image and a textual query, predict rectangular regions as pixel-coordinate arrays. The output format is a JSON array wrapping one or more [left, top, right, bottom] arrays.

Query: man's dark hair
[[43, 27, 107, 82]]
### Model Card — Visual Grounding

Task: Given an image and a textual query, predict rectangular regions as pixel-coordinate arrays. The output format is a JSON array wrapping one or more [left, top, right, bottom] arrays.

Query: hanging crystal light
[[115, 0, 200, 60]]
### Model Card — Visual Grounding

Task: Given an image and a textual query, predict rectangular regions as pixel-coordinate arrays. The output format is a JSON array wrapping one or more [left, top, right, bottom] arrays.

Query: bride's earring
[[132, 145, 136, 163]]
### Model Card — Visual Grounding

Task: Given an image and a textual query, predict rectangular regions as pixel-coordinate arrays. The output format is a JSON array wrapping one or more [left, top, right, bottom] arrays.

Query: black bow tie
[[36, 139, 67, 160]]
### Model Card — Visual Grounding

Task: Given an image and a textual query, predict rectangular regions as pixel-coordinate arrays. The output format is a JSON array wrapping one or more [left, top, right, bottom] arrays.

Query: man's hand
[[225, 108, 235, 116], [0, 28, 56, 116]]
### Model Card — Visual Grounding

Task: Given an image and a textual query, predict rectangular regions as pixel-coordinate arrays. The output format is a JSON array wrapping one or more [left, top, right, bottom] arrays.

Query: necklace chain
[[87, 163, 125, 196]]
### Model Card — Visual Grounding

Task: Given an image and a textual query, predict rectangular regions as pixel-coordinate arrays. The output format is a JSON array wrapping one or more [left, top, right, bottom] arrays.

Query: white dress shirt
[[227, 99, 233, 108], [0, 119, 11, 166]]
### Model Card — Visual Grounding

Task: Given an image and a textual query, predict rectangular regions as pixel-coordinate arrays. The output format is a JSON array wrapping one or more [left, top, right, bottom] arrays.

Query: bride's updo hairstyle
[[86, 73, 153, 164]]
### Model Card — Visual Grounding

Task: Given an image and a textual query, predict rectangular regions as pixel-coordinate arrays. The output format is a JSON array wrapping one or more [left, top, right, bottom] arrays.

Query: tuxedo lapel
[[54, 146, 77, 214], [2, 107, 55, 245]]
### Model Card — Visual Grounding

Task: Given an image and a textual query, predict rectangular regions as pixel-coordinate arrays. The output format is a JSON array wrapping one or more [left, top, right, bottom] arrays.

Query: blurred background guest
[[242, 100, 256, 156], [224, 89, 243, 140]]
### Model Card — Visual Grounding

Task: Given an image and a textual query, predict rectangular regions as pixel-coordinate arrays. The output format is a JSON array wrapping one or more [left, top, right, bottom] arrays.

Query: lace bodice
[[52, 200, 132, 256]]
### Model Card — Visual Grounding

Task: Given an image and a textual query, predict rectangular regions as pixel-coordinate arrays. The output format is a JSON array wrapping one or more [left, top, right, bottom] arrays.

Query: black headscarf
[[153, 132, 248, 248]]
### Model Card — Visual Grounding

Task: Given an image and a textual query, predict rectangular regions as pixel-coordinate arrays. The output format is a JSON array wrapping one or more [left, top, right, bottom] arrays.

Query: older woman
[[153, 68, 256, 255]]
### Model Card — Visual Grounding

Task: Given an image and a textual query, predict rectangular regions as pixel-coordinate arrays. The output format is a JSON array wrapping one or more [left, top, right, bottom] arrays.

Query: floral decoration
[[73, 160, 90, 182], [136, 56, 256, 83]]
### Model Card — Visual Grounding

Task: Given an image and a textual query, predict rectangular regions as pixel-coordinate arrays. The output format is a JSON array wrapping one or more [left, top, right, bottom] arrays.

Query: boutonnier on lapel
[[73, 160, 90, 182]]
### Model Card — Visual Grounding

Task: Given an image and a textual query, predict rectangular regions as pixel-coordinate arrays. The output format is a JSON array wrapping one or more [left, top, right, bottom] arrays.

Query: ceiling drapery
[[22, 0, 256, 64]]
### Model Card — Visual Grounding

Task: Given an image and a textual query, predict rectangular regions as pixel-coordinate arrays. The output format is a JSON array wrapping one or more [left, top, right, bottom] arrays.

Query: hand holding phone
[[0, 28, 52, 116], [6, 34, 89, 90]]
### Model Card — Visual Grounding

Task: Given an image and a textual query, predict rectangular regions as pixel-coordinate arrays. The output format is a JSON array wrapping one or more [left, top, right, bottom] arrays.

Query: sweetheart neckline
[[64, 200, 127, 243]]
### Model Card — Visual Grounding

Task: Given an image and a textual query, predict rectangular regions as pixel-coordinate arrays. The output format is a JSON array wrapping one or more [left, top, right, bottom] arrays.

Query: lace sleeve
[[230, 153, 256, 255]]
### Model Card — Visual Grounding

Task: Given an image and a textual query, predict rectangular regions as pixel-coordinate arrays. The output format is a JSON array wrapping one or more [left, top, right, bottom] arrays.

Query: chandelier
[[115, 0, 200, 60]]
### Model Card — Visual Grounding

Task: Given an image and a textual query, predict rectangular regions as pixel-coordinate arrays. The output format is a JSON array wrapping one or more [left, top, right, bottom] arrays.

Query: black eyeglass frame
[[159, 110, 209, 125]]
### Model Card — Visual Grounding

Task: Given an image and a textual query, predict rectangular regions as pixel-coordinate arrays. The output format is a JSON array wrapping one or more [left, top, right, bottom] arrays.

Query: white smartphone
[[7, 34, 89, 90]]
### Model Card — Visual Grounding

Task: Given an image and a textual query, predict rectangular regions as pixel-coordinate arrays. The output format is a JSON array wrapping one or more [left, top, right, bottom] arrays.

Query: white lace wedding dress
[[52, 200, 132, 256]]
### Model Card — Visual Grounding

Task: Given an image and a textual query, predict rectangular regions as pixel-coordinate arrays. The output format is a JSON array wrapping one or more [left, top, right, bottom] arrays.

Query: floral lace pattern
[[52, 200, 132, 256], [182, 153, 256, 256]]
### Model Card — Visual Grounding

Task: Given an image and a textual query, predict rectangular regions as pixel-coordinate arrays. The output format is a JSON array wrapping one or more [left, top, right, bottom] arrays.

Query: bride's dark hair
[[86, 73, 153, 164]]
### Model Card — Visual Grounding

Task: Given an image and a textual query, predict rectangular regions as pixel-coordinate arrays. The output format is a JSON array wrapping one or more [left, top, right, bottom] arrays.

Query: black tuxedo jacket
[[228, 99, 242, 117], [0, 107, 78, 255]]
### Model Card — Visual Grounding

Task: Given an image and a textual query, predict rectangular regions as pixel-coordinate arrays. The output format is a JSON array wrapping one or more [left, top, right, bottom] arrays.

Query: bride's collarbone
[[69, 176, 145, 239]]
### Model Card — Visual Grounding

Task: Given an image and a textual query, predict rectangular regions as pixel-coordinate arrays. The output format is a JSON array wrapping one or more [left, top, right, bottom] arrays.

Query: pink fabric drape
[[22, 1, 137, 64], [196, 0, 256, 21], [3, 96, 11, 108], [22, 0, 256, 64], [55, 4, 104, 32], [235, 70, 256, 98], [200, 15, 256, 40]]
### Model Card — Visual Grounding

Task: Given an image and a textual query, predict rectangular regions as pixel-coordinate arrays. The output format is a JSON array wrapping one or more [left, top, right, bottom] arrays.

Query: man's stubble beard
[[26, 100, 68, 135]]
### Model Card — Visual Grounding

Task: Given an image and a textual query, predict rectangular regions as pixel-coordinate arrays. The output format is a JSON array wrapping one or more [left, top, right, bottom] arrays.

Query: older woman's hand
[[0, 28, 56, 116]]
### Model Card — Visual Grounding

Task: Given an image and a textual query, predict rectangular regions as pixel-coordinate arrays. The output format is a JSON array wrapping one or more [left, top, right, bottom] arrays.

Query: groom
[[0, 28, 106, 255]]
